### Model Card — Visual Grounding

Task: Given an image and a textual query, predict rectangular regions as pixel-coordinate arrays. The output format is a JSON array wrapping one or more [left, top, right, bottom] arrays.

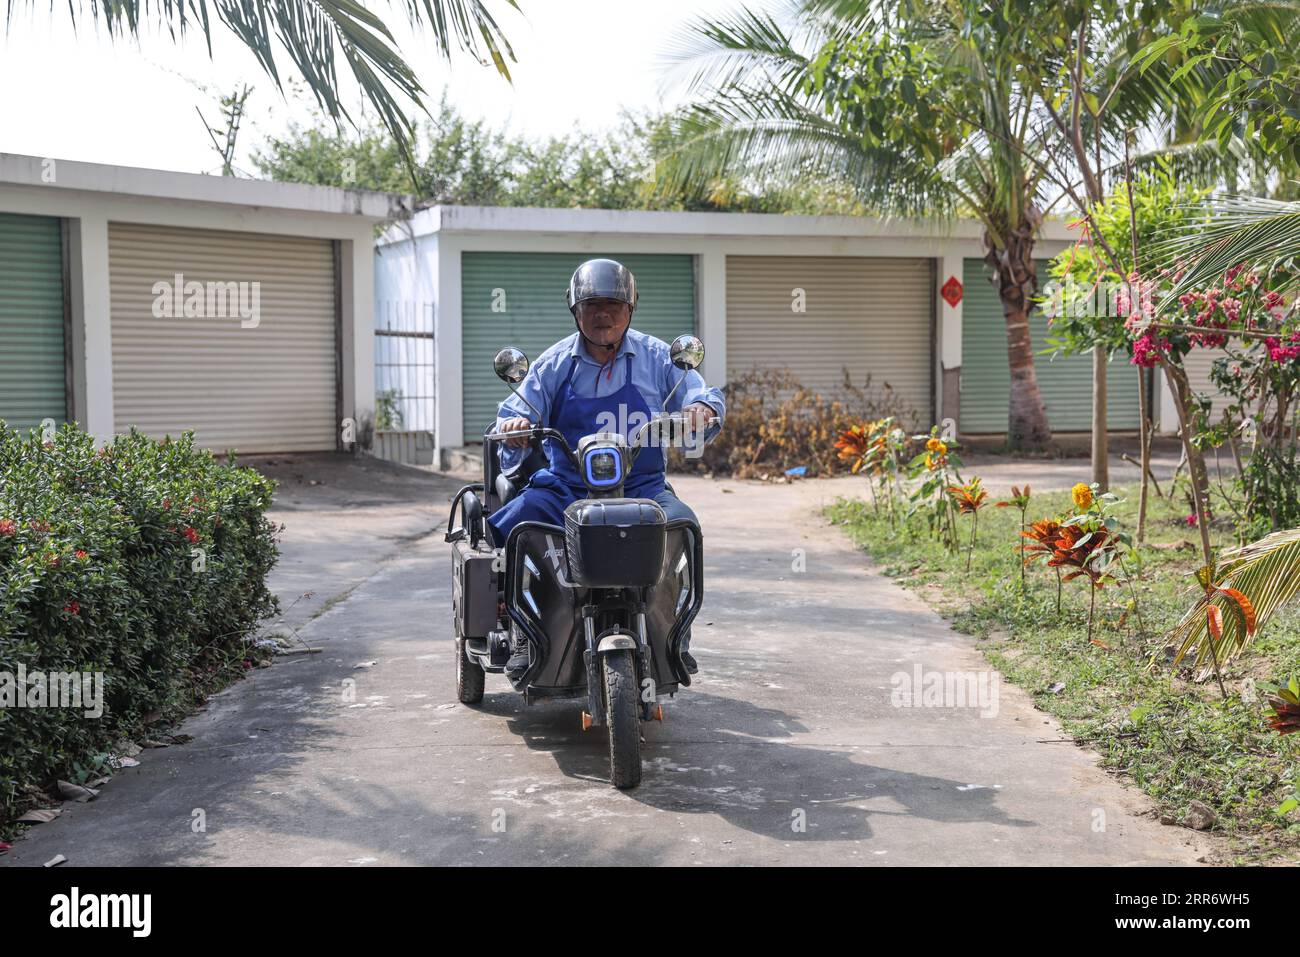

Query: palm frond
[[1168, 527, 1300, 670], [1157, 194, 1300, 300], [656, 85, 952, 217], [659, 1, 813, 98], [8, 0, 518, 157]]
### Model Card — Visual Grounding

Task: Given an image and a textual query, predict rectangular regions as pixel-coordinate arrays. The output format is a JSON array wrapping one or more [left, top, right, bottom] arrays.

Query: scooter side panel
[[505, 521, 700, 696], [645, 522, 700, 690], [506, 524, 587, 691]]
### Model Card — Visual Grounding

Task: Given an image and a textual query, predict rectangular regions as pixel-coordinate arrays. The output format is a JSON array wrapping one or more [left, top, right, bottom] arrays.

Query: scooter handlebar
[[484, 426, 582, 474], [629, 413, 721, 463]]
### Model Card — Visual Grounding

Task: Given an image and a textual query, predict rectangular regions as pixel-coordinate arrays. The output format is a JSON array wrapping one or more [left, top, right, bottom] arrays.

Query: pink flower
[[1266, 333, 1300, 364], [0, 519, 15, 537], [1132, 332, 1170, 368]]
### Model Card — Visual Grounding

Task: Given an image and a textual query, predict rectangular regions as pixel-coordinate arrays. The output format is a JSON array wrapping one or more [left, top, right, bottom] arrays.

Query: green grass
[[826, 483, 1300, 864]]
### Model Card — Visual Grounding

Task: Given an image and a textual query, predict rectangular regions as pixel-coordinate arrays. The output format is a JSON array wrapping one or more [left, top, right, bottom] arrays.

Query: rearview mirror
[[493, 347, 530, 385], [669, 335, 705, 371]]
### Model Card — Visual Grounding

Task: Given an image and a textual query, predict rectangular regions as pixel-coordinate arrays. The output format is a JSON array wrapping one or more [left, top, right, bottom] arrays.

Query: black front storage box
[[564, 498, 666, 588]]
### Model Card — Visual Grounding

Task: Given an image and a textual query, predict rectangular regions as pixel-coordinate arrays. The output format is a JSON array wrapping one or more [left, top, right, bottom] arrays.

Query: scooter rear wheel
[[603, 650, 642, 789], [456, 637, 485, 704]]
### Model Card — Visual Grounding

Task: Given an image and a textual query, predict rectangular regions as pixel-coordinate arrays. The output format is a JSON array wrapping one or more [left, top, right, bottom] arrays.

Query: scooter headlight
[[583, 445, 623, 489]]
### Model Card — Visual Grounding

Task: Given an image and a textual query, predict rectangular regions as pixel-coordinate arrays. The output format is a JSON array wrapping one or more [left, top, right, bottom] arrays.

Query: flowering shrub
[[906, 427, 965, 551], [1020, 483, 1136, 639], [0, 424, 280, 829], [835, 416, 910, 524], [1046, 171, 1300, 540], [946, 477, 988, 571]]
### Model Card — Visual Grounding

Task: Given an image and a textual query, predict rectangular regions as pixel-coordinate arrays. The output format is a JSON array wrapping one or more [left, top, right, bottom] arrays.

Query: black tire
[[603, 650, 642, 789], [456, 637, 485, 704]]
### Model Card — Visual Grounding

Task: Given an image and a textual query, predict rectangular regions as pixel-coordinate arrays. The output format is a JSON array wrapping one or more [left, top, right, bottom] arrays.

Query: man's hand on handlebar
[[683, 402, 719, 432], [499, 416, 535, 448]]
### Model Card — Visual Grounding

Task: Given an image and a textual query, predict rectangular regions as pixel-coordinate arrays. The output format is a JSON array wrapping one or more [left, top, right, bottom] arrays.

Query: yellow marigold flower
[[926, 437, 947, 455], [1071, 482, 1093, 510], [925, 454, 938, 471]]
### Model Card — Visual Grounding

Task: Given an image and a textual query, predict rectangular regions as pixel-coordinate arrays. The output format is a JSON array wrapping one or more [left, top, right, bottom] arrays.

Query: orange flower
[[835, 425, 871, 473], [1071, 483, 1094, 511], [946, 479, 987, 514], [1021, 519, 1065, 566]]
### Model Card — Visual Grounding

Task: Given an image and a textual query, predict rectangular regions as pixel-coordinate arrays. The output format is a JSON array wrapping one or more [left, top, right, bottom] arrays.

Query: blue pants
[[487, 468, 698, 547]]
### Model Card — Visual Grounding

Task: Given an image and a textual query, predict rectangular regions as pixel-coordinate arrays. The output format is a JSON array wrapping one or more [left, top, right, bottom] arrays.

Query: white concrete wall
[[0, 181, 382, 448], [936, 253, 964, 429], [375, 208, 1074, 452]]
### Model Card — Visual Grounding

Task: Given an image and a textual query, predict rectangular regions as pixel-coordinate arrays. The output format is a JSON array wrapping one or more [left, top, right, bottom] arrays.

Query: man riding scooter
[[488, 258, 725, 675]]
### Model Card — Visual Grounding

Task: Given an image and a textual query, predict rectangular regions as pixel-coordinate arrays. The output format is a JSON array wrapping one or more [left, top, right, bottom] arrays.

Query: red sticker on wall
[[941, 275, 963, 308]]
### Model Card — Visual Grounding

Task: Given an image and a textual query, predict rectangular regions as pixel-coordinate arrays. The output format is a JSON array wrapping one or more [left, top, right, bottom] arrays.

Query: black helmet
[[565, 258, 637, 316]]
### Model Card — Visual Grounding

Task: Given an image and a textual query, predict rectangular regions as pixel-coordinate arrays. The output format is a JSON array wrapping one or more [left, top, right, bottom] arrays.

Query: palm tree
[[6, 0, 519, 157], [658, 0, 1187, 450]]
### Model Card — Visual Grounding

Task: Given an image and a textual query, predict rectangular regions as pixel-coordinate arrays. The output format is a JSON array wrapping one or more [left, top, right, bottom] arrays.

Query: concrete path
[[1, 457, 1210, 866]]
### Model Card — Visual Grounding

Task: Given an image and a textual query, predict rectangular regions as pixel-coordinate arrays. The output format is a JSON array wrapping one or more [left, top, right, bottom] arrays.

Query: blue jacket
[[495, 327, 726, 469]]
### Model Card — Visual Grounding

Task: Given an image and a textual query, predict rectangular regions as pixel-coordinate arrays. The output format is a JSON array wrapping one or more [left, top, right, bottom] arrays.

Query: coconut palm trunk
[[986, 228, 1052, 448]]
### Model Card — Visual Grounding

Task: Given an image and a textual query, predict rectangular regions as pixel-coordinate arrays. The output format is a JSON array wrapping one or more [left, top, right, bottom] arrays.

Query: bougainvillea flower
[[1265, 333, 1300, 364], [1131, 331, 1170, 367]]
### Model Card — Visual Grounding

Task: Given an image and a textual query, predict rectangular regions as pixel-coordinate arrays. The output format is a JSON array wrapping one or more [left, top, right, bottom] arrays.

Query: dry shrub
[[670, 366, 918, 478]]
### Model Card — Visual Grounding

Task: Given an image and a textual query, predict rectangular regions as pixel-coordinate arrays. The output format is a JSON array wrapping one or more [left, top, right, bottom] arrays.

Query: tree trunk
[[1092, 349, 1109, 490], [1136, 365, 1152, 544], [985, 228, 1052, 449], [1162, 360, 1213, 565]]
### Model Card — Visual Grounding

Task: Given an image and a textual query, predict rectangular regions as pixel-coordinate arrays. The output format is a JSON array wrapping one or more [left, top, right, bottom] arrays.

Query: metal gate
[[374, 299, 435, 463]]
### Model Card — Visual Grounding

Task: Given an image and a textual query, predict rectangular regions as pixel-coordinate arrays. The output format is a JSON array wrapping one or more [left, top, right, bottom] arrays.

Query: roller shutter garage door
[[109, 223, 338, 453], [1182, 347, 1232, 423], [726, 256, 934, 427], [0, 213, 67, 432], [960, 258, 1142, 434], [461, 252, 695, 440]]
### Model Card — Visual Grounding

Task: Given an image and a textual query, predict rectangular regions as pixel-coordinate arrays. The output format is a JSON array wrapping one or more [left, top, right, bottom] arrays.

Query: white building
[[0, 153, 408, 453], [376, 204, 1185, 468]]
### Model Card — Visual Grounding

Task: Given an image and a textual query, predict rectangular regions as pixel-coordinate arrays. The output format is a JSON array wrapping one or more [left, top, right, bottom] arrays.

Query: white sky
[[0, 0, 737, 177]]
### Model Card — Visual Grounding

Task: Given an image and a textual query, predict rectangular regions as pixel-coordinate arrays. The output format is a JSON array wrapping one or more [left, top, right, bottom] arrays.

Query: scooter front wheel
[[456, 637, 485, 704], [603, 649, 642, 789]]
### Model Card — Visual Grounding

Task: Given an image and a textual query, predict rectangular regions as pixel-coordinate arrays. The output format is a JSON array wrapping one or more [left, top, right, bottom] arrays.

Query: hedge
[[0, 424, 279, 830]]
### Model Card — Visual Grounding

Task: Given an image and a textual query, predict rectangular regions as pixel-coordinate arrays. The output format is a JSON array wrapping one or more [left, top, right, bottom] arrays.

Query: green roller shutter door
[[960, 258, 1141, 433], [461, 252, 696, 440], [0, 213, 67, 432]]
